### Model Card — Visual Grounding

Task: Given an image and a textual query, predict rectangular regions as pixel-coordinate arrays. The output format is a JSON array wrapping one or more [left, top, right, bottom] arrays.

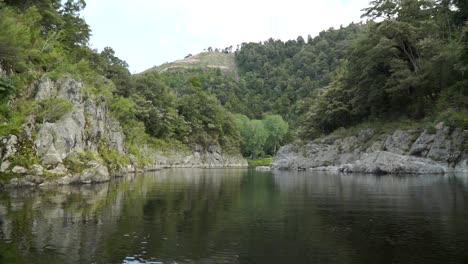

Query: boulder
[[80, 161, 110, 183], [7, 175, 43, 188], [12, 166, 28, 174], [2, 135, 18, 160], [30, 164, 44, 176], [255, 166, 271, 171], [46, 164, 68, 176], [0, 160, 10, 172], [40, 145, 63, 167]]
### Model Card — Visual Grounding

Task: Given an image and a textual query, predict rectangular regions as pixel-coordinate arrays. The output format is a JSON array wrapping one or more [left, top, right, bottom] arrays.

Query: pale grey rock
[[3, 135, 18, 160], [34, 77, 126, 170], [80, 160, 110, 183], [273, 124, 466, 174], [57, 77, 83, 103], [343, 151, 447, 174], [455, 153, 468, 173], [24, 175, 44, 185], [367, 141, 384, 153], [30, 164, 44, 175], [21, 116, 35, 141], [310, 166, 340, 172], [8, 178, 34, 188], [357, 128, 375, 141], [0, 160, 10, 172], [34, 77, 57, 101], [7, 175, 44, 188], [40, 145, 63, 167], [46, 164, 68, 176], [54, 174, 79, 185], [12, 166, 27, 174], [435, 122, 445, 130], [427, 126, 452, 163], [382, 130, 417, 155], [409, 130, 436, 157], [255, 166, 271, 171], [273, 144, 309, 170]]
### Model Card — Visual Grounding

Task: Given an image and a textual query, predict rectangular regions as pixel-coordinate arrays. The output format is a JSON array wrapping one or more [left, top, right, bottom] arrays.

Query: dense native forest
[[0, 0, 467, 160]]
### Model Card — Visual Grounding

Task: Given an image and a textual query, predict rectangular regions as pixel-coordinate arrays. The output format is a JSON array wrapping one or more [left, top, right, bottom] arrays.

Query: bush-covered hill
[[0, 0, 467, 169]]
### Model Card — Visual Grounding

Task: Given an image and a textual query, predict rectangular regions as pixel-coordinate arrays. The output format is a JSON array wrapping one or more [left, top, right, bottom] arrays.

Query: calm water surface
[[1, 168, 468, 263]]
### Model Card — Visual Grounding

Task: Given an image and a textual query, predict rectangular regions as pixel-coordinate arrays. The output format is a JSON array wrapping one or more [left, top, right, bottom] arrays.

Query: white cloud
[[82, 0, 370, 73]]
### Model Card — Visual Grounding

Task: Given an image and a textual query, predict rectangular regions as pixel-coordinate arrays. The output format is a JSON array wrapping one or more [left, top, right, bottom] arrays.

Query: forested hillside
[[153, 0, 467, 155], [231, 0, 467, 139], [0, 0, 467, 166], [1, 0, 244, 156]]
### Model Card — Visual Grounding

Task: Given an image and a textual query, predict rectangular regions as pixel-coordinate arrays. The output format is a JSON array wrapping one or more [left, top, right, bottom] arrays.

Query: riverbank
[[272, 123, 467, 174], [1, 156, 248, 189], [0, 76, 247, 189]]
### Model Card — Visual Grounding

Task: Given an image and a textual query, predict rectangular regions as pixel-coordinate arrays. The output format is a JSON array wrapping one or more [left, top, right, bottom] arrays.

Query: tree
[[58, 0, 90, 48], [99, 47, 132, 96], [234, 114, 267, 158], [262, 115, 288, 154]]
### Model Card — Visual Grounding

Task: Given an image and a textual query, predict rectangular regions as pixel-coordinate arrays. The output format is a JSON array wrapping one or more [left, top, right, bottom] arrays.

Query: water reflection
[[0, 169, 467, 264]]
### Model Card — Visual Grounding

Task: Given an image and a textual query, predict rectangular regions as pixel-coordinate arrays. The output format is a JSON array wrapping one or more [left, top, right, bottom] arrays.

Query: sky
[[82, 0, 371, 73]]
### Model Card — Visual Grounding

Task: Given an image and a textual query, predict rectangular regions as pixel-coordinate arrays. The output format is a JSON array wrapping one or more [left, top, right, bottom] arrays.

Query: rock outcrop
[[142, 143, 247, 169], [33, 77, 126, 168], [272, 125, 467, 174], [0, 77, 247, 189]]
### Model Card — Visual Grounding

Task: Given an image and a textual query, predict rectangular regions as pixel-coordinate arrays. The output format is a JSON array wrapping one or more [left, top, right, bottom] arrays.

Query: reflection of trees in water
[[0, 169, 248, 263], [0, 184, 115, 263], [272, 171, 468, 213], [1, 170, 468, 263], [272, 171, 468, 264]]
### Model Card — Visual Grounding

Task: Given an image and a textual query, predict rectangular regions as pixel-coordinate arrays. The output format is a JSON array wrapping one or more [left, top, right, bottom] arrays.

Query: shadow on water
[[1, 168, 468, 263]]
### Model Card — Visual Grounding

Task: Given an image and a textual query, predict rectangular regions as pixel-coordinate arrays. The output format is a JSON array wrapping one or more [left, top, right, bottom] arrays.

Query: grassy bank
[[247, 157, 273, 167]]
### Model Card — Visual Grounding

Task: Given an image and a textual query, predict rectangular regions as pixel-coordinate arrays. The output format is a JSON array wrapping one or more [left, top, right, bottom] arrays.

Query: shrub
[[36, 97, 73, 123]]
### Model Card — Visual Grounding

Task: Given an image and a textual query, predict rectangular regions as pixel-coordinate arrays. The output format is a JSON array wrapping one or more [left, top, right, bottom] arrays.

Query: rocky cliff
[[0, 77, 246, 188], [273, 124, 467, 174]]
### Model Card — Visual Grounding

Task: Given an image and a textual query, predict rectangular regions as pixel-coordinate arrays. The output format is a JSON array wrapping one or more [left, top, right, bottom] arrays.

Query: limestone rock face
[[341, 151, 447, 174], [273, 125, 467, 174], [33, 77, 126, 167]]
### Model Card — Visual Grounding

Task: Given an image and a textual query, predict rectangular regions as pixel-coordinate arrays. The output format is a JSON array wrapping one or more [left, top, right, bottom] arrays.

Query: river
[[1, 168, 468, 263]]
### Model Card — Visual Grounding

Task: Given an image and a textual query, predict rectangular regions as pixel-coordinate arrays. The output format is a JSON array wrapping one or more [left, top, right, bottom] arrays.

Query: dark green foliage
[[235, 25, 362, 122], [131, 72, 184, 139], [94, 47, 132, 96], [300, 0, 468, 138], [0, 75, 15, 101], [176, 76, 240, 148]]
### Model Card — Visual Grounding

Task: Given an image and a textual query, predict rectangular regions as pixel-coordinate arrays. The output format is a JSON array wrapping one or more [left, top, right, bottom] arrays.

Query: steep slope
[[0, 76, 246, 189], [145, 52, 237, 74]]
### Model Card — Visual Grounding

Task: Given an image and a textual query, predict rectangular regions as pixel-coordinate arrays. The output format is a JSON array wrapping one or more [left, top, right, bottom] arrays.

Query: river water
[[1, 168, 468, 264]]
